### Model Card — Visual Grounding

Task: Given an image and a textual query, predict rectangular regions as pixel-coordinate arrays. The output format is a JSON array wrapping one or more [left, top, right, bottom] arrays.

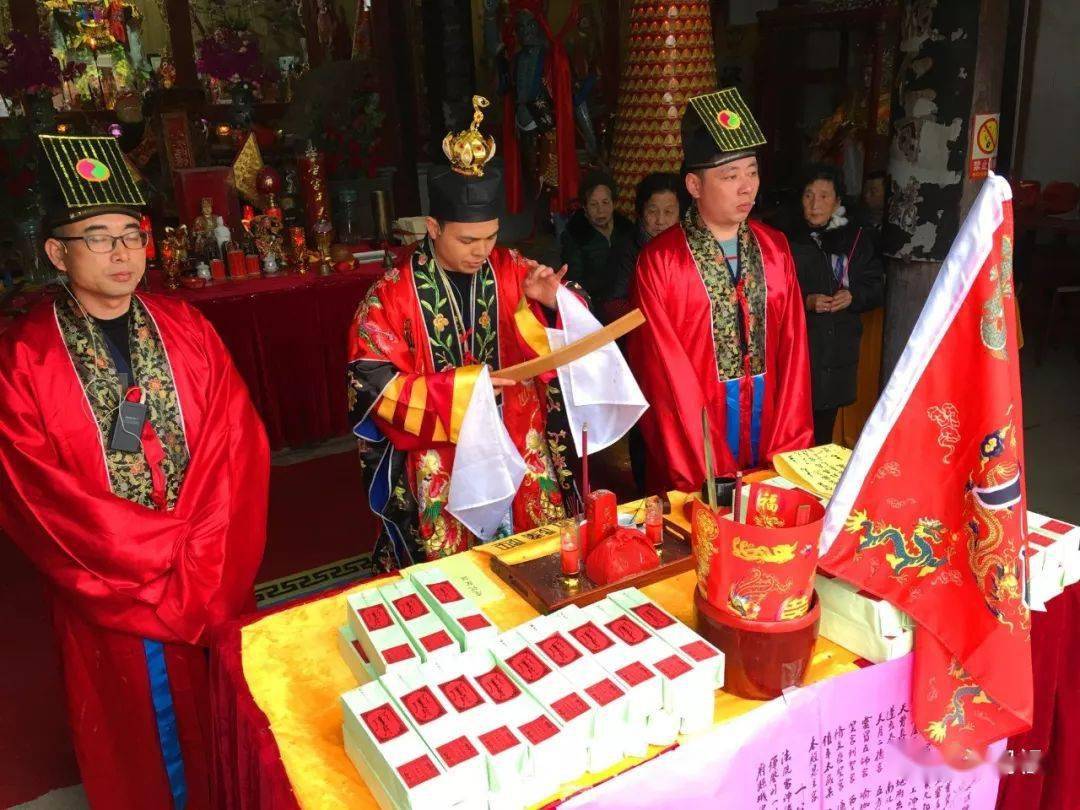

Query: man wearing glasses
[[0, 135, 269, 809]]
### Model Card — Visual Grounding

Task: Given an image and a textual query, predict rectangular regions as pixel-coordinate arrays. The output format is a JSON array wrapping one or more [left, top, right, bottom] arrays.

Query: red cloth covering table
[[151, 251, 404, 450]]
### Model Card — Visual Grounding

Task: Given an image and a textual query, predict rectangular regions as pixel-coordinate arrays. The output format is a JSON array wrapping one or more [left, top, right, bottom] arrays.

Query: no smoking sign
[[970, 112, 1000, 179]]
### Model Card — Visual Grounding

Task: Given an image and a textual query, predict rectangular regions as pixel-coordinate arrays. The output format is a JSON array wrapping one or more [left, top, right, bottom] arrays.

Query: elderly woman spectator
[[560, 171, 635, 310], [607, 172, 688, 321], [777, 164, 885, 445]]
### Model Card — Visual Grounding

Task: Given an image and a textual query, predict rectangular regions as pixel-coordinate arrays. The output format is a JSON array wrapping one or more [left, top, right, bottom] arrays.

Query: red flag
[[820, 175, 1032, 762]]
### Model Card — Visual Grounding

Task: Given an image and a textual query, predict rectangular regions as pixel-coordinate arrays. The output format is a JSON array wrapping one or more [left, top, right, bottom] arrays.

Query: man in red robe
[[629, 89, 813, 492], [0, 135, 269, 808], [347, 99, 581, 572]]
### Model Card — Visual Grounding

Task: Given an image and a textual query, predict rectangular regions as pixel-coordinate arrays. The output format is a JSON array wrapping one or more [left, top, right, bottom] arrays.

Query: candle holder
[[313, 219, 334, 276]]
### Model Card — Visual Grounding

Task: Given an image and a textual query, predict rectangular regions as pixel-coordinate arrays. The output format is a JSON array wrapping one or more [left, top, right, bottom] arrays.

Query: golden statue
[[442, 95, 497, 177]]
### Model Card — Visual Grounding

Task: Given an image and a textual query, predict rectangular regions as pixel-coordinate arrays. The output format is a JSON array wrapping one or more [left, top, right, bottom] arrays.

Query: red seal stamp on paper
[[479, 726, 520, 755], [569, 622, 613, 653], [439, 676, 484, 712], [458, 613, 491, 631], [437, 736, 479, 768], [419, 630, 454, 652], [383, 643, 416, 664], [428, 580, 463, 603], [396, 754, 439, 788], [681, 641, 719, 662], [655, 654, 692, 679], [361, 702, 408, 743], [632, 603, 676, 629], [506, 649, 551, 684], [393, 594, 429, 620], [401, 686, 447, 725], [477, 667, 521, 704], [519, 716, 559, 744], [606, 616, 648, 645], [537, 632, 581, 666], [616, 662, 655, 686], [551, 693, 589, 721], [586, 678, 623, 706], [357, 604, 392, 631]]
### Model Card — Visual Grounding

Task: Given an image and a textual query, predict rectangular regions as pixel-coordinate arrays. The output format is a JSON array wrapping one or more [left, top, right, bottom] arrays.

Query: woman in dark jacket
[[560, 171, 636, 310], [780, 164, 885, 445]]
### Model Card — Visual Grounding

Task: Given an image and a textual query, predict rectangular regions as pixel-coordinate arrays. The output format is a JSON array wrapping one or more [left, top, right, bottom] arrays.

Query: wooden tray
[[489, 519, 695, 614]]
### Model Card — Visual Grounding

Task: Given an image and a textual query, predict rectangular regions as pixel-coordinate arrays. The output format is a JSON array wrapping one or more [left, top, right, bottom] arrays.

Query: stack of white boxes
[[815, 572, 914, 663], [339, 570, 731, 809], [1026, 511, 1080, 607]]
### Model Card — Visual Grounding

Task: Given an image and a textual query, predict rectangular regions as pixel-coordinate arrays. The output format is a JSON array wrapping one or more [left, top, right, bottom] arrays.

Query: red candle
[[226, 249, 244, 278], [244, 254, 260, 277], [210, 258, 226, 280], [645, 496, 663, 546], [560, 521, 580, 577]]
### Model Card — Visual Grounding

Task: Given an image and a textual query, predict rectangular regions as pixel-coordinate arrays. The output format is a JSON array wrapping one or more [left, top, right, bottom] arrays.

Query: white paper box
[[380, 579, 460, 662], [456, 649, 569, 804], [410, 568, 499, 650], [337, 625, 375, 685], [1024, 542, 1065, 610], [418, 654, 529, 808], [550, 604, 669, 751], [582, 599, 713, 735], [347, 589, 422, 675], [818, 608, 914, 663], [815, 572, 913, 638], [1028, 511, 1080, 587], [380, 666, 488, 802], [516, 616, 630, 772], [341, 681, 452, 810], [489, 632, 593, 777]]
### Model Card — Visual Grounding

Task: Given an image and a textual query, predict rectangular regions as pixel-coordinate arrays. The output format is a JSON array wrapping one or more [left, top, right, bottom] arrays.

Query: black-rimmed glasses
[[53, 231, 150, 254]]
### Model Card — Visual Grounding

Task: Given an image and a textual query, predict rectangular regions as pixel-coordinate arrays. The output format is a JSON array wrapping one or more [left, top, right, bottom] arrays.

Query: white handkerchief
[[447, 366, 527, 541], [552, 285, 649, 456]]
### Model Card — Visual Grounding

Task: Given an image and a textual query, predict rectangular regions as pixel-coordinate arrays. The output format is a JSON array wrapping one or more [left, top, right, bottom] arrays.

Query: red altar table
[[156, 256, 401, 450]]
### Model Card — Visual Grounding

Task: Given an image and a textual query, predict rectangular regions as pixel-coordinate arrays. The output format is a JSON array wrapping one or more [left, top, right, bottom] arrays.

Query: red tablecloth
[[209, 581, 1079, 810], [165, 260, 394, 450]]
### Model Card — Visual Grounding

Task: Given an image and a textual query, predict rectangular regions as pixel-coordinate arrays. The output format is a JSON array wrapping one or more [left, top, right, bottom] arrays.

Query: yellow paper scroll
[[773, 443, 852, 499]]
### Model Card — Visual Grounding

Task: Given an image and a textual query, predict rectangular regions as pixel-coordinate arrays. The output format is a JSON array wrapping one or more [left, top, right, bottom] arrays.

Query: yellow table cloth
[[240, 495, 860, 810]]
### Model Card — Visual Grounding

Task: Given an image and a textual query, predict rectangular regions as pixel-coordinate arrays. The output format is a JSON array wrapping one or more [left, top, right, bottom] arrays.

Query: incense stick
[[581, 422, 590, 503], [701, 409, 717, 512]]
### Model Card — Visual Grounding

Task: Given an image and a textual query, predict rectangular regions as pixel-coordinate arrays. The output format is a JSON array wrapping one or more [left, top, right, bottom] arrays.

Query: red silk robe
[[0, 294, 269, 809], [629, 216, 813, 493], [347, 243, 576, 572]]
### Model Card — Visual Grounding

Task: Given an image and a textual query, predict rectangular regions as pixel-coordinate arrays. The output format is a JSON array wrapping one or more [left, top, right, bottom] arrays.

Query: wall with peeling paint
[[882, 0, 980, 261], [1020, 1, 1080, 183]]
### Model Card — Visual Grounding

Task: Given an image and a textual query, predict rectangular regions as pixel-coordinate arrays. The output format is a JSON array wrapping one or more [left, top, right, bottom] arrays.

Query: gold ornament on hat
[[441, 95, 497, 177]]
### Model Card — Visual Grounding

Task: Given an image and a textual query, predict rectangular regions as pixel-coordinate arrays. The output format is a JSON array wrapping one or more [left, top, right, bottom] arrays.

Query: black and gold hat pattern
[[38, 134, 146, 222], [681, 88, 767, 170]]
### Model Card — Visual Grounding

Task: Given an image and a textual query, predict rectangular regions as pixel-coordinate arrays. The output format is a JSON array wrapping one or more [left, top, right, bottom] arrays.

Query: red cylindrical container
[[210, 258, 226, 280], [244, 254, 260, 277], [226, 249, 245, 278]]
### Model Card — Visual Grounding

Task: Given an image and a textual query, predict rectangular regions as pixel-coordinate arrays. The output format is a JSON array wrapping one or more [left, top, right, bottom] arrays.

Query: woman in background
[[560, 171, 635, 312], [778, 164, 884, 445]]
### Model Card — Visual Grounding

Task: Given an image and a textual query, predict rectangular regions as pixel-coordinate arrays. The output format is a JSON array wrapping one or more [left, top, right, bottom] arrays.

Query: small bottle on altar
[[645, 495, 663, 547], [560, 520, 581, 581]]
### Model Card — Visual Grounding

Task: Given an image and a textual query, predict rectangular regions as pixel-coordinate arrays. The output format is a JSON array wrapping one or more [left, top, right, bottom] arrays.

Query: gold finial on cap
[[442, 95, 497, 177]]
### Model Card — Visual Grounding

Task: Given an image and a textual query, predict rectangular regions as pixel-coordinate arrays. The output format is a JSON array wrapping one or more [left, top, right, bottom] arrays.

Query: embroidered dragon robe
[[629, 209, 814, 492], [0, 294, 269, 809], [347, 242, 577, 572]]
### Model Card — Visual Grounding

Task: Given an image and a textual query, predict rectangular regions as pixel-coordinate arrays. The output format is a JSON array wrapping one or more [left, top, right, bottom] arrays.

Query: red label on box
[[655, 654, 692, 679], [397, 754, 439, 788], [606, 616, 649, 645], [632, 603, 676, 629], [537, 632, 581, 666], [477, 667, 521, 704], [506, 649, 551, 684], [551, 693, 589, 721], [437, 736, 479, 768], [439, 676, 484, 712], [401, 686, 447, 725], [383, 643, 416, 664], [479, 726, 519, 755], [519, 715, 559, 744], [350, 639, 371, 663], [393, 594, 429, 620], [428, 581, 463, 604], [419, 630, 454, 653], [616, 662, 655, 686], [358, 604, 392, 631], [1041, 519, 1075, 535], [361, 703, 408, 743], [570, 622, 614, 653], [459, 613, 491, 631], [586, 678, 623, 706], [681, 641, 719, 662]]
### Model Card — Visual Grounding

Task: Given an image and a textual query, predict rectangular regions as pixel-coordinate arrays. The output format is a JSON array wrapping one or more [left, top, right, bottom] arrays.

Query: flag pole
[[701, 409, 717, 512]]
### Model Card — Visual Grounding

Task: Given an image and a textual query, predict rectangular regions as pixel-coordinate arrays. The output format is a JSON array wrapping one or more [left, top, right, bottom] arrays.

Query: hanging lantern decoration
[[609, 1, 718, 215]]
